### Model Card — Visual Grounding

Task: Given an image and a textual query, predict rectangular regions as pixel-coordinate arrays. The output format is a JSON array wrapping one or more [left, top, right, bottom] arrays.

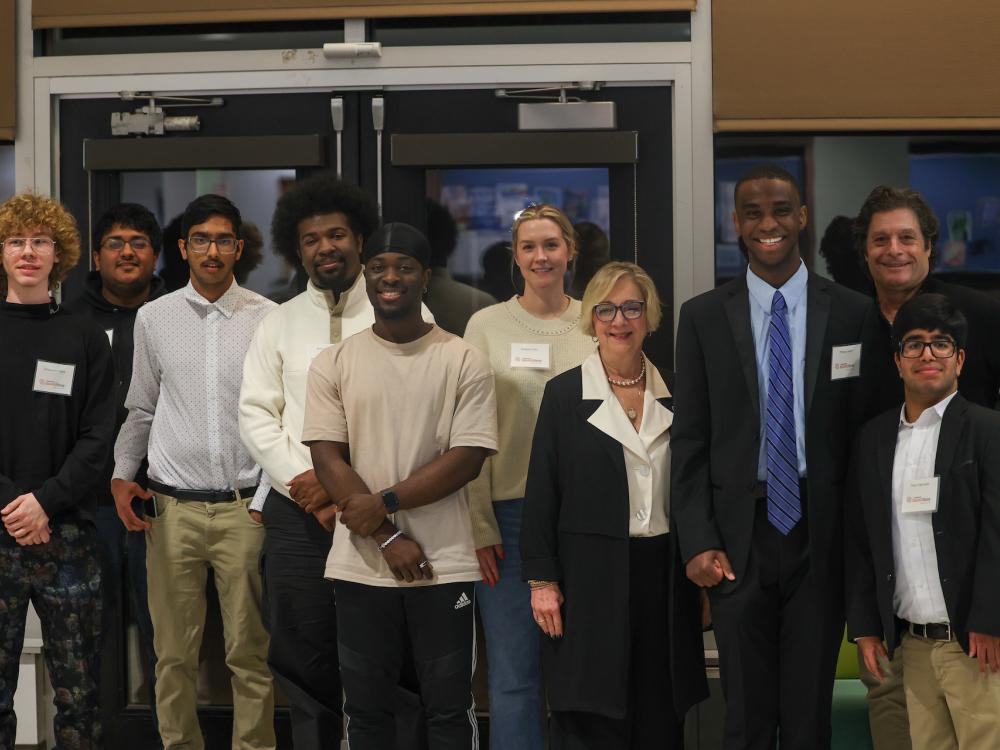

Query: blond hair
[[579, 261, 662, 337], [511, 204, 576, 259], [0, 193, 81, 293]]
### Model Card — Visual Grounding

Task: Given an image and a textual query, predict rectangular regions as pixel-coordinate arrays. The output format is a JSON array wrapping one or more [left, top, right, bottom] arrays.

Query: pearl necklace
[[606, 356, 646, 388]]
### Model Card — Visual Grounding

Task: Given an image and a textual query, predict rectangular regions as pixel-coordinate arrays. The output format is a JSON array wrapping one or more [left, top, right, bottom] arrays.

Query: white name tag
[[902, 477, 939, 514], [105, 328, 114, 346], [33, 360, 76, 396], [510, 343, 551, 370], [831, 343, 862, 380]]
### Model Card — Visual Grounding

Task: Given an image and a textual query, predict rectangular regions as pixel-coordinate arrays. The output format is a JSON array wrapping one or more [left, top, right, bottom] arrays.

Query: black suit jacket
[[871, 276, 1000, 412], [671, 271, 878, 593], [521, 365, 708, 720], [846, 395, 1000, 654]]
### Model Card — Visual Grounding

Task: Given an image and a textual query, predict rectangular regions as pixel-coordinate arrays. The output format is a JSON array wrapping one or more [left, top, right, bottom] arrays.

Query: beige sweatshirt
[[463, 296, 596, 547]]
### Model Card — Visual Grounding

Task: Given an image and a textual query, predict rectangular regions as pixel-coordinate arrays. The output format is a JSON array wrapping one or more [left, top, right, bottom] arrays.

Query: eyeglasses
[[101, 236, 152, 252], [899, 338, 957, 359], [593, 299, 646, 322], [185, 235, 238, 254], [2, 237, 57, 257]]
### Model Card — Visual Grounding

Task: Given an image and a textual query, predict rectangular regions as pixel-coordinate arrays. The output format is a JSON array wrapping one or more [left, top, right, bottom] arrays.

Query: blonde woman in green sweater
[[464, 204, 596, 749]]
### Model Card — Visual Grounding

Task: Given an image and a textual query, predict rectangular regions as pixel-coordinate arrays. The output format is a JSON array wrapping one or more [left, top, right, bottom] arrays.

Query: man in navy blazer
[[671, 165, 878, 749], [847, 293, 1000, 750]]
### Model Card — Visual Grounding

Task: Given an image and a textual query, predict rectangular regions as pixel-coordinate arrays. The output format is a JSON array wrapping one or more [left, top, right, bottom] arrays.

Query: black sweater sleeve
[[34, 323, 116, 517]]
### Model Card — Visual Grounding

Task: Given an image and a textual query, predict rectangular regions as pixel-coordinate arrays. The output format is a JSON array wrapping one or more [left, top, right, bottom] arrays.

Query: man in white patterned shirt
[[847, 293, 1000, 750], [112, 194, 277, 750]]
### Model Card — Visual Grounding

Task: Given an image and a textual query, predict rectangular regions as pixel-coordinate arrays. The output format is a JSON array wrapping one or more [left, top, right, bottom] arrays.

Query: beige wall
[[713, 0, 1000, 131]]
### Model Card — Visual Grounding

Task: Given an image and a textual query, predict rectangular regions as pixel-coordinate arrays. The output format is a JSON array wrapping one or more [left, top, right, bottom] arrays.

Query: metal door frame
[[15, 6, 715, 326]]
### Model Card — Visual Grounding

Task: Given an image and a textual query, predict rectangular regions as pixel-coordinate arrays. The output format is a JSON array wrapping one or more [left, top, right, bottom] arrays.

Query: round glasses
[[899, 338, 957, 359], [2, 237, 56, 257], [185, 235, 238, 254], [593, 299, 645, 323]]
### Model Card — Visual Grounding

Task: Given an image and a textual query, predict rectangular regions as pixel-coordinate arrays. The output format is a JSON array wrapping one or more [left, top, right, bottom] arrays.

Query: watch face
[[382, 490, 400, 513]]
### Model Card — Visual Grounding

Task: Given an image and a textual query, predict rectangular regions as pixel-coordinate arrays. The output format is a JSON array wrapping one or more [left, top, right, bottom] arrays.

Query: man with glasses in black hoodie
[[65, 202, 166, 744]]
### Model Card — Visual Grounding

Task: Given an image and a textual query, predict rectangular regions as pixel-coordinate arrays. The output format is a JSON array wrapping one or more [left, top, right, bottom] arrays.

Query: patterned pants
[[0, 520, 103, 750]]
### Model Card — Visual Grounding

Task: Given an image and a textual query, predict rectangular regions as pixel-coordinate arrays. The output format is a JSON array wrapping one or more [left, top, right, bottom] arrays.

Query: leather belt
[[147, 479, 259, 504], [906, 621, 954, 642]]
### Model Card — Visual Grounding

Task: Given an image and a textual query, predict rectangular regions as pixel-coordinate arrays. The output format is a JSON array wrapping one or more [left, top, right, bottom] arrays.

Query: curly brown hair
[[0, 193, 82, 293]]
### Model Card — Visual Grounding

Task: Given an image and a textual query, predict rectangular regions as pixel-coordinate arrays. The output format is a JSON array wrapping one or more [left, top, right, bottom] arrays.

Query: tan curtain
[[0, 0, 14, 141], [713, 0, 1000, 131], [33, 0, 695, 28]]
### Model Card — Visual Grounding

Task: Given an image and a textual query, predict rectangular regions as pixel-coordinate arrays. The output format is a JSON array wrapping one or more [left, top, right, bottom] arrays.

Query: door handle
[[372, 97, 385, 218], [330, 98, 344, 179]]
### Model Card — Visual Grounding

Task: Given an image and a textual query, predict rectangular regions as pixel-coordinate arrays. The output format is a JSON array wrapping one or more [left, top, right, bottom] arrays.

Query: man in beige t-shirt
[[302, 222, 497, 749]]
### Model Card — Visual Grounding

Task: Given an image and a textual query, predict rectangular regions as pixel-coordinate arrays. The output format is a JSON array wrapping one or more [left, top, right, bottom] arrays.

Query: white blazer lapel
[[582, 352, 651, 462]]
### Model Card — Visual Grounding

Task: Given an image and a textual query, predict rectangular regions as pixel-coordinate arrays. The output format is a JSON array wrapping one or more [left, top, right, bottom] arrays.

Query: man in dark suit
[[846, 293, 1000, 750], [853, 185, 1000, 749], [671, 165, 877, 749]]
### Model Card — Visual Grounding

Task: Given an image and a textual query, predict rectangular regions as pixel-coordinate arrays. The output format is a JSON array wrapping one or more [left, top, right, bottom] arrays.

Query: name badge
[[902, 477, 939, 514], [33, 360, 76, 396], [105, 328, 114, 346], [510, 343, 551, 370], [831, 343, 862, 380]]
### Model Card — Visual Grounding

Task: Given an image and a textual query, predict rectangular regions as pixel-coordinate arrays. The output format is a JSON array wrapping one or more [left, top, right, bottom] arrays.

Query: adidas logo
[[454, 592, 472, 610]]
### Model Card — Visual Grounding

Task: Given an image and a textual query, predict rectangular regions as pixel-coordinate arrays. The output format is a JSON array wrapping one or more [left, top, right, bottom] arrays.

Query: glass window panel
[[427, 166, 610, 301], [120, 168, 297, 301]]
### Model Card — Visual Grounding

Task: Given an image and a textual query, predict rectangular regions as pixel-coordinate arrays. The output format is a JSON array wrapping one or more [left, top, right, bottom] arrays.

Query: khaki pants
[[858, 645, 912, 749], [901, 632, 1000, 750], [146, 493, 274, 750]]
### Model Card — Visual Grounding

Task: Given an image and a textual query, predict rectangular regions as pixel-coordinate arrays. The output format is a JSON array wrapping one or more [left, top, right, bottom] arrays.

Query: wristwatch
[[380, 489, 400, 514]]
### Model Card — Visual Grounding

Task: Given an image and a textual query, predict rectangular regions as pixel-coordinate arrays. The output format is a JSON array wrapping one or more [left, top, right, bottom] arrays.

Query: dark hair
[[159, 214, 188, 293], [426, 199, 458, 267], [93, 203, 162, 254], [733, 164, 803, 206], [181, 194, 242, 239], [234, 220, 264, 285], [892, 293, 968, 351], [818, 215, 871, 295], [570, 221, 611, 298], [270, 173, 379, 268], [853, 186, 939, 269]]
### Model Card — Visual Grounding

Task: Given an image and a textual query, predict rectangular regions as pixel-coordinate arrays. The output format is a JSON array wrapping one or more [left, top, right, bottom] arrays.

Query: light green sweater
[[463, 296, 596, 548]]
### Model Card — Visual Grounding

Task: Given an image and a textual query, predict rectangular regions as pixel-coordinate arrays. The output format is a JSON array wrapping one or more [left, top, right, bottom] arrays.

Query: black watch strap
[[381, 489, 400, 514]]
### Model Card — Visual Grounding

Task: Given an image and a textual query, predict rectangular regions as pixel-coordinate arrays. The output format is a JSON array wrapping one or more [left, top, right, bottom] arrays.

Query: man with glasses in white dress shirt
[[112, 194, 277, 750]]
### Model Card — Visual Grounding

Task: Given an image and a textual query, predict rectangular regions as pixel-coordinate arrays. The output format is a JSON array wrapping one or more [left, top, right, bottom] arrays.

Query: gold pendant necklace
[[627, 408, 638, 420]]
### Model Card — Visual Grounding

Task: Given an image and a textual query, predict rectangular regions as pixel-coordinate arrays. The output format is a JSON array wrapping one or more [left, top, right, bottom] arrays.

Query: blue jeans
[[94, 504, 160, 740], [475, 499, 544, 750]]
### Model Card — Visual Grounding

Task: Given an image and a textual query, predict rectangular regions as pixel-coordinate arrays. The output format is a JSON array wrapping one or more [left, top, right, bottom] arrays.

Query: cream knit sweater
[[464, 296, 596, 547]]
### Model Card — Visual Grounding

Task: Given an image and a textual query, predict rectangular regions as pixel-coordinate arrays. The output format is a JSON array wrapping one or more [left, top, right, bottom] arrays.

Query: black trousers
[[334, 579, 477, 750], [709, 495, 844, 750], [261, 490, 342, 749], [551, 535, 684, 750]]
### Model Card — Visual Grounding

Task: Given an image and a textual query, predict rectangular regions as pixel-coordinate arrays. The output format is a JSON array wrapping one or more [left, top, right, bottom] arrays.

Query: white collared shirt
[[891, 390, 957, 625], [113, 281, 276, 505], [581, 351, 673, 537]]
